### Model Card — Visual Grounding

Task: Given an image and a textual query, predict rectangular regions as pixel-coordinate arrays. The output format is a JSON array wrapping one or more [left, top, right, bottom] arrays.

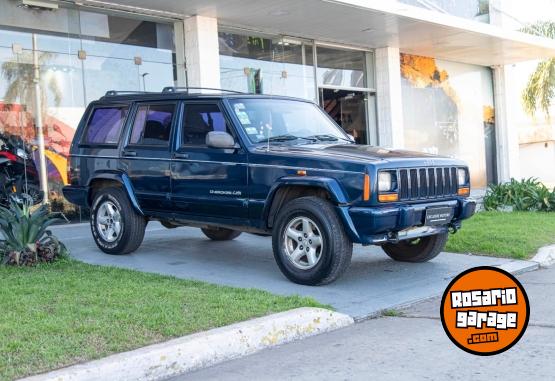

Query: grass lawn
[[0, 260, 324, 380], [446, 211, 555, 259]]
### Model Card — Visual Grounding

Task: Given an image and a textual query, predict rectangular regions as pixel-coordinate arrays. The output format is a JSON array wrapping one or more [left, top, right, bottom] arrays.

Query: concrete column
[[184, 15, 220, 90], [375, 47, 404, 148], [493, 65, 521, 182]]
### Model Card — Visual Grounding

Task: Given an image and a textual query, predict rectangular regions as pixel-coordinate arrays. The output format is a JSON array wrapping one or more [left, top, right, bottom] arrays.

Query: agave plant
[[0, 196, 68, 265]]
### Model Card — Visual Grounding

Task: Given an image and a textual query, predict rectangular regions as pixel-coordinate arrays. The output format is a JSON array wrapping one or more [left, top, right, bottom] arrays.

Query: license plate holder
[[425, 207, 454, 226]]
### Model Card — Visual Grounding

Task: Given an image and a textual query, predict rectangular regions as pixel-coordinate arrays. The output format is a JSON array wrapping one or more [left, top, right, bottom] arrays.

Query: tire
[[201, 227, 242, 241], [382, 232, 448, 263], [272, 196, 353, 286], [90, 187, 146, 255]]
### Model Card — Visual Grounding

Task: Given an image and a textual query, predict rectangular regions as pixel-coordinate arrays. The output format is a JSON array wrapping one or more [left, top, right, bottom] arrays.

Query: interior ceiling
[[80, 0, 555, 66]]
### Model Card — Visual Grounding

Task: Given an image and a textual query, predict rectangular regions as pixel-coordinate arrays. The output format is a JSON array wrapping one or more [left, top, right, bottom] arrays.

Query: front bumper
[[338, 198, 476, 245]]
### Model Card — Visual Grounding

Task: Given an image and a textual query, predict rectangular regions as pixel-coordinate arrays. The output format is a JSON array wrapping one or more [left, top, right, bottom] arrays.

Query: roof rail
[[104, 90, 153, 96], [161, 86, 245, 94]]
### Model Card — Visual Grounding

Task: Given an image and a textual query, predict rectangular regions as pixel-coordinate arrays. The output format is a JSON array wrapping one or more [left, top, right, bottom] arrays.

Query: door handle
[[122, 150, 136, 157], [173, 152, 189, 159]]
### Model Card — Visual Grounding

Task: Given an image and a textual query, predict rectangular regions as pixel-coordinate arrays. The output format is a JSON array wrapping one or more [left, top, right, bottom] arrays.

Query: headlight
[[16, 148, 28, 160], [378, 172, 393, 192], [457, 168, 468, 186]]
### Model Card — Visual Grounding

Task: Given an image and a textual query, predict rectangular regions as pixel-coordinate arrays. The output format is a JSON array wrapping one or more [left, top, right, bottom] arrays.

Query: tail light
[[66, 159, 71, 185]]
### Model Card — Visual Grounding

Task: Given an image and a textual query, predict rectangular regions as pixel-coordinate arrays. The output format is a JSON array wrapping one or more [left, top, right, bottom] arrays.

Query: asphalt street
[[173, 266, 555, 381]]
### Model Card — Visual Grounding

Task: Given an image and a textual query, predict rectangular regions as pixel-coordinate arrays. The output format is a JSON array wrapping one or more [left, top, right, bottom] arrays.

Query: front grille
[[396, 167, 458, 201]]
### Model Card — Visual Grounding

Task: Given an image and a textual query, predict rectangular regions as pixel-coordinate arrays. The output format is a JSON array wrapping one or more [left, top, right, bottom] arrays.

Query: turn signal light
[[363, 174, 370, 201], [296, 170, 307, 176], [378, 193, 399, 202], [458, 187, 470, 196]]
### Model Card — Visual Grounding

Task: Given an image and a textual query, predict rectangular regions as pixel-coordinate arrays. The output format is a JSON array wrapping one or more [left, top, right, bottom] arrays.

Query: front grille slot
[[396, 166, 459, 201]]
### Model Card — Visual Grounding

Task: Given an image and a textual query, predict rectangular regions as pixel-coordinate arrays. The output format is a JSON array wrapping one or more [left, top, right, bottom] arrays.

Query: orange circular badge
[[440, 266, 529, 356]]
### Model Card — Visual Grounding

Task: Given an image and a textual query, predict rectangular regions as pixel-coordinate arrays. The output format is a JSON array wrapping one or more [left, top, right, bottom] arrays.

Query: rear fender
[[88, 172, 143, 215]]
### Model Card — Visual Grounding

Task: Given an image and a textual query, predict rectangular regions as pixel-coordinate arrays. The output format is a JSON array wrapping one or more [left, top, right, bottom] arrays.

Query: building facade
[[0, 0, 554, 213]]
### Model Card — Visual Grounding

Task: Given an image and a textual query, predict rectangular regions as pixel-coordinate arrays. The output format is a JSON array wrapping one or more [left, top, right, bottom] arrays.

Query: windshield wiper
[[307, 134, 352, 142], [266, 134, 317, 143]]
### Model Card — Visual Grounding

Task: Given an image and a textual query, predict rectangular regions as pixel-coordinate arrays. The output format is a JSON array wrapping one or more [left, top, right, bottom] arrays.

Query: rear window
[[83, 106, 129, 144]]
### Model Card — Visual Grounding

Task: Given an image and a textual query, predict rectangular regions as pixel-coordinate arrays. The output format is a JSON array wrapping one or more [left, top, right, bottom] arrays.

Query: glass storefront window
[[400, 53, 494, 188], [316, 46, 366, 89], [0, 2, 176, 218], [219, 31, 316, 100]]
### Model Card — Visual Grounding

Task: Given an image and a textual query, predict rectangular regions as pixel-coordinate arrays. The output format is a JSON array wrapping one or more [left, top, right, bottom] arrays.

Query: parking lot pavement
[[175, 267, 555, 381], [53, 222, 537, 319]]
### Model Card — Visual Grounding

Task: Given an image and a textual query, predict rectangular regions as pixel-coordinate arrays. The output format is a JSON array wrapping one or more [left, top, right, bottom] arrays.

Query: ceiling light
[[269, 10, 290, 16]]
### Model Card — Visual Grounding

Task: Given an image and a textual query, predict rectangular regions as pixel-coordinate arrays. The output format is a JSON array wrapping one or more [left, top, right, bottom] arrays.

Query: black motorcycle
[[0, 135, 43, 206]]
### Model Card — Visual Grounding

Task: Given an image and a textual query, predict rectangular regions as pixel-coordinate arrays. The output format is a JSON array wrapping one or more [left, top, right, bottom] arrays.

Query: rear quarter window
[[82, 106, 129, 144]]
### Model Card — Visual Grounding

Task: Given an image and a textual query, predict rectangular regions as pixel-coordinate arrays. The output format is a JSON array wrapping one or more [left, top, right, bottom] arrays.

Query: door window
[[129, 103, 176, 146], [182, 104, 230, 146]]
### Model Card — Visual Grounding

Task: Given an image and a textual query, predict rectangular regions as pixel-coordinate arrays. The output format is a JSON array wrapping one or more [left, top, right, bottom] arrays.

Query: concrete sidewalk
[[173, 266, 555, 381], [53, 222, 537, 319]]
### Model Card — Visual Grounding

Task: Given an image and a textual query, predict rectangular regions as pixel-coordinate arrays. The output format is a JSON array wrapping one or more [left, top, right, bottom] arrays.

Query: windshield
[[228, 98, 351, 144]]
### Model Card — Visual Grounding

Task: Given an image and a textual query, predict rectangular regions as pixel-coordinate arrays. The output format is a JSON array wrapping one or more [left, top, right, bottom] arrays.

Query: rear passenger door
[[121, 101, 177, 212], [171, 101, 249, 221]]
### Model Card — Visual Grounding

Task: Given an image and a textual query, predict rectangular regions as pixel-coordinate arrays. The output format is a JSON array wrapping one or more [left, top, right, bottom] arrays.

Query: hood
[[256, 143, 459, 165]]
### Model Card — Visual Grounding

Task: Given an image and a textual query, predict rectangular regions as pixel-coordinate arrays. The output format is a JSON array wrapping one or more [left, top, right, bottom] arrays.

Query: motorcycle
[[0, 135, 43, 206]]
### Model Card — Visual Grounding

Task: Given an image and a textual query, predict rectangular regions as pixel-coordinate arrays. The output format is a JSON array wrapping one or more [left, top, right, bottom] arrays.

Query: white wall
[[491, 0, 555, 184]]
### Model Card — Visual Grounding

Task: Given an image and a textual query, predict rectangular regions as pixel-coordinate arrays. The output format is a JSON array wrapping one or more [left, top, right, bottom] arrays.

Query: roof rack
[[104, 90, 154, 96], [161, 86, 245, 94]]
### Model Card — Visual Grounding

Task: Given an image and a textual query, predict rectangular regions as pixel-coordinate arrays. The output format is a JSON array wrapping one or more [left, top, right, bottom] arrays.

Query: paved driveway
[[53, 222, 537, 319]]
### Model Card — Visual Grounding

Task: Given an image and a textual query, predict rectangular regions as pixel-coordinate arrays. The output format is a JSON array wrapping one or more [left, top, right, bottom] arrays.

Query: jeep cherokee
[[63, 88, 476, 285]]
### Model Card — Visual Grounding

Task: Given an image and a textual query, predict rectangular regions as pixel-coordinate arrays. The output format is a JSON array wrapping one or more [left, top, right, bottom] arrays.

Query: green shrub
[[483, 178, 555, 212], [0, 197, 68, 266]]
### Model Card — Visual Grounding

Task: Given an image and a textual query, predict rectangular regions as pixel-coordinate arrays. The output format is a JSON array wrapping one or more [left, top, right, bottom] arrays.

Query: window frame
[[79, 104, 130, 147], [124, 100, 179, 149], [178, 101, 237, 149]]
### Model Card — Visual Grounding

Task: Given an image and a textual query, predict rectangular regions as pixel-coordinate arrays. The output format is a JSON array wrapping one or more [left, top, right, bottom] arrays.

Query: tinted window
[[84, 107, 128, 144], [182, 104, 230, 146], [130, 103, 175, 146]]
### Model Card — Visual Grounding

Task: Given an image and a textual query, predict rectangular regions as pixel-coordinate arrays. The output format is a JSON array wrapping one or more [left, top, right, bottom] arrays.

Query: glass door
[[319, 88, 369, 144]]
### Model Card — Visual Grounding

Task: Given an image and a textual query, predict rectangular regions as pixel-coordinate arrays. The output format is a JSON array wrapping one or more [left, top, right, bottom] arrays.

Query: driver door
[[171, 101, 249, 220]]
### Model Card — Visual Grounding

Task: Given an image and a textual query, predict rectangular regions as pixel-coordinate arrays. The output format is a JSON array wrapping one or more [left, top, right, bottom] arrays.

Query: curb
[[531, 245, 555, 268], [20, 307, 353, 381]]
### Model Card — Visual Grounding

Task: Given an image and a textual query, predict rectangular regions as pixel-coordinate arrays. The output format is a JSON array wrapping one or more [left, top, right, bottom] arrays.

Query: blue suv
[[63, 88, 476, 285]]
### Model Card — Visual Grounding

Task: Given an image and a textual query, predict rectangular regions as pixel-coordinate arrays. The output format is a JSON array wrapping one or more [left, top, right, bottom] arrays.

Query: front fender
[[263, 176, 352, 228], [88, 172, 143, 216]]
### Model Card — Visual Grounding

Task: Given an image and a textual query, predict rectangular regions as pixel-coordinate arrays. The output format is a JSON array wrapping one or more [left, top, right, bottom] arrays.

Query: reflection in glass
[[0, 2, 176, 217], [316, 46, 366, 88], [219, 32, 316, 100]]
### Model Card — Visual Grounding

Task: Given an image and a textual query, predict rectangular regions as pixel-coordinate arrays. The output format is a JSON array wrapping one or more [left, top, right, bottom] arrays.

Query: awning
[[80, 0, 555, 66]]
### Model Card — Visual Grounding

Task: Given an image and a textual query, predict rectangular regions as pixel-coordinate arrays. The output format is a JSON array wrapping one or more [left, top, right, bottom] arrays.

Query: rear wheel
[[382, 232, 448, 262], [90, 187, 146, 254], [272, 196, 352, 286], [201, 227, 242, 241]]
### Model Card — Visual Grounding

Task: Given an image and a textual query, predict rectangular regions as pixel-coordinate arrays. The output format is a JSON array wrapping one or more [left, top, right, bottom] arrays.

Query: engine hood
[[255, 143, 463, 166]]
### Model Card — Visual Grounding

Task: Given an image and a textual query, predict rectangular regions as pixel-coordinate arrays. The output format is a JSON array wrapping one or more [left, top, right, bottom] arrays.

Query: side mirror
[[206, 131, 237, 149]]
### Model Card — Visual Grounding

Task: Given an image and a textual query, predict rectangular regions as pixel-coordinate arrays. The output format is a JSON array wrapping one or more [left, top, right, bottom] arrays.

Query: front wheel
[[382, 232, 448, 263], [272, 196, 352, 286]]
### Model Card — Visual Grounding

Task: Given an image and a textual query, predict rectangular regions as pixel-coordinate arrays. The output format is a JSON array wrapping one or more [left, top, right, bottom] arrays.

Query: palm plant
[[521, 21, 555, 116], [0, 196, 67, 265], [1, 51, 61, 119]]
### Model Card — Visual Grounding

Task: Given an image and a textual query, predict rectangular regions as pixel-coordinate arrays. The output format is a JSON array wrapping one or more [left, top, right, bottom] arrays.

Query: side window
[[83, 106, 128, 144], [129, 103, 176, 146], [182, 104, 230, 146]]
